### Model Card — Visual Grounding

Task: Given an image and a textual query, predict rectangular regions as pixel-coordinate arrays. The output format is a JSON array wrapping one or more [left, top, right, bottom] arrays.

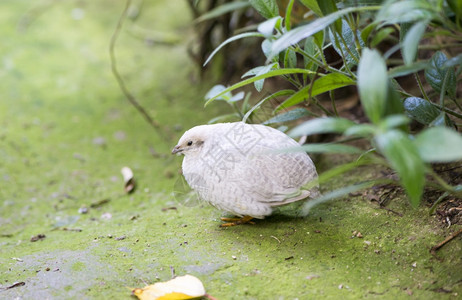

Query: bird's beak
[[171, 145, 182, 155]]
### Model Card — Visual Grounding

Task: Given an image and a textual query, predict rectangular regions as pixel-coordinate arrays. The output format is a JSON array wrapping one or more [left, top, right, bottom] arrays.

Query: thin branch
[[430, 228, 462, 256], [110, 0, 165, 138]]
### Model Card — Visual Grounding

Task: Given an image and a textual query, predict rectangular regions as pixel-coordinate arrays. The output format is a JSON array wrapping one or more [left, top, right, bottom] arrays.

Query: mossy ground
[[0, 1, 461, 299]]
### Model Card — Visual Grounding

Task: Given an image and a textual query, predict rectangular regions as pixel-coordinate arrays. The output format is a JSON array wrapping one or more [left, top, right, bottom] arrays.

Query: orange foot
[[220, 215, 255, 227]]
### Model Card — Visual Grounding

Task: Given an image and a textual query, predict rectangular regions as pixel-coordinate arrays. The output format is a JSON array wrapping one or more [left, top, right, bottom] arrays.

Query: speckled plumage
[[172, 122, 319, 219]]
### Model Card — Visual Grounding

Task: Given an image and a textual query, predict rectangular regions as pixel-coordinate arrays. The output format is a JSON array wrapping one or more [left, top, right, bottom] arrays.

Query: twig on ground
[[110, 0, 167, 141], [430, 228, 462, 256]]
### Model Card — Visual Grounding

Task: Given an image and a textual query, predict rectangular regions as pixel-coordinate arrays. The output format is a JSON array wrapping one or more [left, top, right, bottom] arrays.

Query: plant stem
[[415, 73, 430, 101]]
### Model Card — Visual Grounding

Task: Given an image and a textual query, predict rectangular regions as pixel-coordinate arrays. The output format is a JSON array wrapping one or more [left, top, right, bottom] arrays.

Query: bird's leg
[[220, 215, 255, 227]]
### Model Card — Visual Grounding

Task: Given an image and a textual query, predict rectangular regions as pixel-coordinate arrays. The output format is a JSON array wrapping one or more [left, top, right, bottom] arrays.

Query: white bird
[[172, 122, 320, 226]]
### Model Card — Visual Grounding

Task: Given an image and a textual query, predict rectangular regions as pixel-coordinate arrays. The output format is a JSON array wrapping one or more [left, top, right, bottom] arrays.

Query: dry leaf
[[132, 275, 206, 300], [121, 166, 136, 194]]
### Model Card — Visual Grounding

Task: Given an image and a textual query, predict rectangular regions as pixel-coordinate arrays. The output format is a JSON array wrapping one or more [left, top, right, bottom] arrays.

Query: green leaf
[[283, 48, 297, 69], [205, 68, 316, 106], [261, 39, 273, 59], [388, 61, 429, 78], [289, 117, 356, 137], [425, 51, 457, 99], [208, 113, 241, 124], [300, 181, 378, 216], [384, 80, 404, 117], [375, 130, 425, 207], [298, 0, 323, 16], [303, 36, 317, 70], [447, 0, 462, 22], [318, 0, 341, 33], [376, 0, 437, 24], [242, 90, 295, 123], [269, 7, 364, 60], [379, 115, 410, 130], [370, 27, 395, 48], [313, 30, 325, 50], [276, 73, 355, 111], [284, 0, 295, 31], [414, 127, 462, 162], [402, 20, 428, 65], [205, 85, 231, 101], [195, 1, 250, 23], [403, 97, 441, 125], [249, 0, 279, 19], [203, 32, 264, 66], [242, 62, 279, 92], [344, 124, 376, 137], [329, 19, 365, 67], [300, 143, 363, 154], [257, 16, 282, 37], [361, 22, 376, 43], [358, 48, 388, 124], [263, 108, 313, 125], [443, 53, 462, 68]]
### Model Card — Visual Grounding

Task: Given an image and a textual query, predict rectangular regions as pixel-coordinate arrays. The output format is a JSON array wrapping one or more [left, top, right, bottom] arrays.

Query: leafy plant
[[199, 0, 462, 209]]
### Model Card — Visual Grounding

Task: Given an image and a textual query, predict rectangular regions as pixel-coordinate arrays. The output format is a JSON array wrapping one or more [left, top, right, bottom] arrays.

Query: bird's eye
[[187, 141, 193, 146]]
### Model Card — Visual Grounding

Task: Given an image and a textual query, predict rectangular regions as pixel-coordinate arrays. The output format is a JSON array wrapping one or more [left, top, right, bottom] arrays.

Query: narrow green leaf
[[303, 36, 317, 70], [205, 85, 231, 101], [414, 127, 462, 162], [276, 73, 355, 111], [242, 90, 295, 123], [269, 7, 363, 60], [376, 0, 437, 24], [388, 61, 429, 78], [249, 0, 279, 19], [263, 108, 313, 125], [289, 117, 356, 137], [361, 22, 376, 43], [208, 113, 241, 124], [329, 19, 365, 67], [298, 0, 323, 16], [402, 20, 428, 65], [284, 0, 295, 31], [375, 130, 425, 207], [195, 1, 250, 23], [358, 48, 388, 124], [443, 53, 462, 68], [261, 39, 273, 59], [344, 124, 376, 137], [384, 80, 404, 117], [300, 143, 363, 154], [313, 30, 325, 50], [205, 68, 316, 106], [301, 181, 378, 216], [203, 32, 264, 66], [403, 97, 441, 125], [284, 48, 297, 69], [318, 0, 341, 33], [242, 63, 279, 92], [371, 27, 395, 48], [379, 115, 410, 130], [257, 16, 282, 37], [425, 51, 457, 99]]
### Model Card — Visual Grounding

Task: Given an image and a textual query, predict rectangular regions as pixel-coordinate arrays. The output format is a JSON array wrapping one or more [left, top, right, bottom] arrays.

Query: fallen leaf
[[30, 234, 46, 242], [131, 275, 206, 300], [121, 166, 136, 194], [2, 281, 25, 290]]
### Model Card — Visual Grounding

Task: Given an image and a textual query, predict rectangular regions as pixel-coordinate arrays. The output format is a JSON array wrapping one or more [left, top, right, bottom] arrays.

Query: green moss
[[0, 0, 460, 299]]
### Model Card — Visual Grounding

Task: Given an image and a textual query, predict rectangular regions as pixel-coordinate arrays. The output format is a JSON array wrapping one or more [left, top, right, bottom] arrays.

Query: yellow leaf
[[132, 275, 206, 300]]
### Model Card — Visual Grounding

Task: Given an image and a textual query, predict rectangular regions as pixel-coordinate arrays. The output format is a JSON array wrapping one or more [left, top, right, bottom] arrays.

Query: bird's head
[[171, 125, 209, 156]]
